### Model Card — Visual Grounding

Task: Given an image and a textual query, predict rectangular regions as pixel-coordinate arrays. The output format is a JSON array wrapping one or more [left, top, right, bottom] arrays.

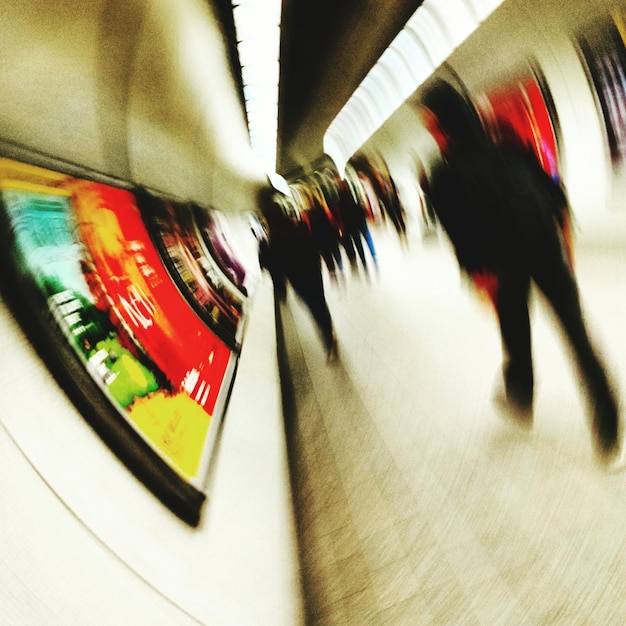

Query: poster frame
[[0, 149, 246, 526]]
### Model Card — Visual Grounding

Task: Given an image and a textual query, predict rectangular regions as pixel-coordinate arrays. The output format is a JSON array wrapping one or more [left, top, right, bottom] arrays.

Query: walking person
[[305, 184, 344, 283], [338, 177, 378, 275], [419, 79, 621, 464], [257, 185, 338, 362]]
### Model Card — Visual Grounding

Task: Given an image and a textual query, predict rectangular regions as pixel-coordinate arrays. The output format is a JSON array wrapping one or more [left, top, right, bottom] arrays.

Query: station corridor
[[277, 217, 626, 624], [2, 210, 626, 625]]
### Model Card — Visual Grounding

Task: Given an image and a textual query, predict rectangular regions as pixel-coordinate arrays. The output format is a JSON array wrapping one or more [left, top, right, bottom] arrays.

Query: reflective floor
[[280, 221, 626, 624]]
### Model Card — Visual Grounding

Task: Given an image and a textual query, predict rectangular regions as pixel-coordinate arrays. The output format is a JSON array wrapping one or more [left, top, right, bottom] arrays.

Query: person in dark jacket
[[337, 177, 377, 274], [420, 79, 620, 463], [305, 186, 344, 282], [257, 186, 338, 361]]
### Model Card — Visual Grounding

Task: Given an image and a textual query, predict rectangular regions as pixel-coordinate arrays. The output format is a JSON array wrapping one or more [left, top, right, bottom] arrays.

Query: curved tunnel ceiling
[[1, 0, 496, 206], [275, 0, 424, 177], [200, 0, 511, 183]]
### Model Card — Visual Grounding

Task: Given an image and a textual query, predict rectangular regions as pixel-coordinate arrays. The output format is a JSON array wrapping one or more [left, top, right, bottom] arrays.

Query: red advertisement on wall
[[67, 180, 235, 482], [139, 193, 245, 349], [479, 75, 560, 180], [0, 159, 245, 523], [70, 181, 232, 402]]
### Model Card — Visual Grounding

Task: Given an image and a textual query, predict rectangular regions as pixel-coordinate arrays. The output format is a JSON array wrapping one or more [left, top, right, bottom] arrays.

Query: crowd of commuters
[[256, 186, 338, 362], [253, 78, 622, 464], [253, 159, 406, 361]]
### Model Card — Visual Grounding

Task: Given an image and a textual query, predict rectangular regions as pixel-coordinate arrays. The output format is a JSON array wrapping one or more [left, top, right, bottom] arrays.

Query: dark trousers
[[494, 231, 618, 450], [320, 241, 344, 275], [287, 267, 335, 350]]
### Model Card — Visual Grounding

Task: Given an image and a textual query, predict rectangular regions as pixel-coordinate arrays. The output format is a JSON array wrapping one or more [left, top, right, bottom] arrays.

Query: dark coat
[[428, 142, 568, 275]]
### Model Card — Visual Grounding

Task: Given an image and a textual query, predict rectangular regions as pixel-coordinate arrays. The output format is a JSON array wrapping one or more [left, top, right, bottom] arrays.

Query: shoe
[[325, 333, 339, 364], [594, 430, 625, 471], [599, 443, 626, 473], [493, 389, 533, 428], [591, 400, 620, 465], [592, 422, 620, 467]]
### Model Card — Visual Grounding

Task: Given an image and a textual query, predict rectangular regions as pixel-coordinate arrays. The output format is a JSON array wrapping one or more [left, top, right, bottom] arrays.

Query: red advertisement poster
[[479, 76, 560, 179], [68, 180, 234, 480]]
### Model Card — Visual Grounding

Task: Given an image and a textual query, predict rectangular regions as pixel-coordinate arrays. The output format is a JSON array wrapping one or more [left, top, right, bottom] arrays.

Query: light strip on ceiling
[[232, 0, 281, 176], [323, 0, 504, 172]]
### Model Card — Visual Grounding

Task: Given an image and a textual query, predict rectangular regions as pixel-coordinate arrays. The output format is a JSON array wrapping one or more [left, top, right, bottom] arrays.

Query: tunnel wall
[[0, 5, 304, 621], [0, 0, 266, 213]]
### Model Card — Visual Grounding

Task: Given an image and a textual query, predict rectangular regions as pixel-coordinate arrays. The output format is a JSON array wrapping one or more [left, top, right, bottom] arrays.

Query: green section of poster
[[2, 187, 161, 408]]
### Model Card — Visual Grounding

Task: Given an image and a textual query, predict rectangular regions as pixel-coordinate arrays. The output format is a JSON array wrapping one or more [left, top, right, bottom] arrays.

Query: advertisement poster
[[194, 205, 248, 295], [0, 161, 237, 489], [69, 179, 234, 482], [479, 75, 560, 180], [577, 11, 626, 168]]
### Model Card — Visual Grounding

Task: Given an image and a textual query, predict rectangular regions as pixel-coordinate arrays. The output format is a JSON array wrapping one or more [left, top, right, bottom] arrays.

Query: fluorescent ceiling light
[[232, 1, 281, 175]]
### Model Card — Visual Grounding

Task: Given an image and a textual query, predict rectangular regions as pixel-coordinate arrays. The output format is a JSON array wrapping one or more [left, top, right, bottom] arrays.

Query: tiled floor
[[279, 220, 626, 625], [2, 211, 626, 625]]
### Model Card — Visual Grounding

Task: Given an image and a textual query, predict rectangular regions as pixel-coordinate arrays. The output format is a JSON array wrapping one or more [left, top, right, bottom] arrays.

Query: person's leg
[[289, 269, 337, 356], [270, 268, 287, 302], [352, 231, 367, 268], [362, 225, 378, 267], [341, 232, 357, 268], [331, 241, 344, 272], [305, 291, 337, 359], [494, 269, 534, 411], [531, 239, 619, 457], [321, 248, 336, 278]]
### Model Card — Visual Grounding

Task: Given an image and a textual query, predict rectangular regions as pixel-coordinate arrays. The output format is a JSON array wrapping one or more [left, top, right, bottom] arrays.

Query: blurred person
[[362, 154, 408, 242], [257, 186, 338, 362], [338, 177, 378, 275], [304, 182, 344, 283], [419, 79, 621, 464], [414, 153, 438, 237], [381, 170, 408, 243], [351, 173, 379, 268]]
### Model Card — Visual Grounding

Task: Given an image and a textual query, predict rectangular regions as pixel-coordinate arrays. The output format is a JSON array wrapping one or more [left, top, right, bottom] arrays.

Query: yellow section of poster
[[128, 391, 212, 480]]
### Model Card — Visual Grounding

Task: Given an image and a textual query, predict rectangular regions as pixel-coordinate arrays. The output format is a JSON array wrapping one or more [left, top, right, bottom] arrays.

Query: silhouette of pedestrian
[[420, 79, 621, 463], [258, 186, 338, 361]]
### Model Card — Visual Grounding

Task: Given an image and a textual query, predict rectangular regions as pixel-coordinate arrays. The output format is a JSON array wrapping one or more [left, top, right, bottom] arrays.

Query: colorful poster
[[193, 205, 248, 294], [479, 76, 560, 180], [0, 162, 237, 486], [0, 184, 161, 413], [68, 179, 234, 480]]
